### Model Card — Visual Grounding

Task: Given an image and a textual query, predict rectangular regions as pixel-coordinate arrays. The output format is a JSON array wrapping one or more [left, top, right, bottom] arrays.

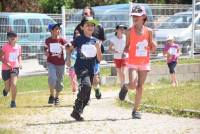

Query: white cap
[[166, 35, 174, 41]]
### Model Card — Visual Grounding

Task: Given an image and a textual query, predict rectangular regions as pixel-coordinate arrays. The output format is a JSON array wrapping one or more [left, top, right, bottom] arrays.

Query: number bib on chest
[[135, 40, 148, 57], [168, 47, 177, 55], [81, 44, 97, 58], [50, 43, 62, 54], [9, 52, 18, 62]]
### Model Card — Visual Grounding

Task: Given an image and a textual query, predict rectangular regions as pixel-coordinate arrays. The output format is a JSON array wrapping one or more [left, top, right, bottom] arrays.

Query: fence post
[[129, 2, 133, 27], [191, 0, 196, 59], [61, 6, 66, 39]]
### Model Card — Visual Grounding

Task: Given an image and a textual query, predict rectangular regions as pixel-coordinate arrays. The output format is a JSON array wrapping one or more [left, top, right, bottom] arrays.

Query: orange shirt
[[128, 26, 150, 65]]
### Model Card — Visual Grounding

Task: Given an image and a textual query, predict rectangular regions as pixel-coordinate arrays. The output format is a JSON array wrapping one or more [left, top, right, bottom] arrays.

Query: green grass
[[0, 129, 20, 134], [127, 79, 200, 118], [151, 57, 200, 65]]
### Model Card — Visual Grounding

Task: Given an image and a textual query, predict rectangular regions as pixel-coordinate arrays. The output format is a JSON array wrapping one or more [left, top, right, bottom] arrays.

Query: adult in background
[[73, 6, 105, 99], [119, 5, 157, 119], [45, 23, 67, 105]]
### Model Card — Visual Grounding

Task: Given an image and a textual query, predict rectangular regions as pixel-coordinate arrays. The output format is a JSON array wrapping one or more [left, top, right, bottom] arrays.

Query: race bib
[[168, 47, 177, 55], [9, 52, 18, 62], [81, 44, 97, 58], [136, 40, 148, 57], [50, 43, 62, 54]]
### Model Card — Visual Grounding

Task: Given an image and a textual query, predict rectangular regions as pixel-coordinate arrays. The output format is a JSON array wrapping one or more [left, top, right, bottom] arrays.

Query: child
[[1, 31, 22, 108], [163, 35, 180, 87], [68, 51, 78, 95], [108, 24, 127, 88], [119, 5, 157, 119], [66, 16, 102, 121], [45, 23, 67, 105]]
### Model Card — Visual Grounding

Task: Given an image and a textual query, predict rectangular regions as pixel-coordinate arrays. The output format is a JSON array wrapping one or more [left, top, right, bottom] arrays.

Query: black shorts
[[167, 61, 177, 74], [2, 68, 19, 81]]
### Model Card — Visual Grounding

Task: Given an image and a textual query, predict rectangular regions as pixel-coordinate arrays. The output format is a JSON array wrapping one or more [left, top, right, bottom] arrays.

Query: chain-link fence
[[0, 3, 199, 70]]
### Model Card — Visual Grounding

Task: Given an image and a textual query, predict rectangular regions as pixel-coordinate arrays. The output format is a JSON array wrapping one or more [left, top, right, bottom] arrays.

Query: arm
[[148, 28, 157, 54], [108, 42, 115, 53], [18, 46, 22, 69], [65, 42, 75, 67], [95, 40, 103, 62], [121, 28, 131, 58]]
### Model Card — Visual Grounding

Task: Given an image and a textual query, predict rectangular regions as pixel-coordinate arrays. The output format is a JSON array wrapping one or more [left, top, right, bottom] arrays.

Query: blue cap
[[48, 23, 62, 30]]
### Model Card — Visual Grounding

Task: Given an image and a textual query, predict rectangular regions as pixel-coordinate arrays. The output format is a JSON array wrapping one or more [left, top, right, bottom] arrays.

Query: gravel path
[[1, 91, 200, 134]]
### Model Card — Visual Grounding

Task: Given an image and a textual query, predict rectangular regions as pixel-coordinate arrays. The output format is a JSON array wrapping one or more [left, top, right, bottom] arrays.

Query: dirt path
[[0, 91, 200, 134]]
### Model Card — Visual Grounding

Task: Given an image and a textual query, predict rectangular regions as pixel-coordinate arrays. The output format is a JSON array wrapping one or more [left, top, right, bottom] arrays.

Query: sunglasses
[[132, 6, 143, 13], [84, 12, 89, 16]]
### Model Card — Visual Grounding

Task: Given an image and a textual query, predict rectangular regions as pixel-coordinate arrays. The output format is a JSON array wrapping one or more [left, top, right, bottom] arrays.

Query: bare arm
[[148, 28, 157, 54], [95, 41, 103, 62], [123, 28, 131, 53], [65, 43, 74, 67]]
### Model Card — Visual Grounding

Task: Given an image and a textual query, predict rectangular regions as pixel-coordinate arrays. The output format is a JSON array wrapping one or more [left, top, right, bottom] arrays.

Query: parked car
[[0, 12, 56, 60], [154, 10, 200, 54]]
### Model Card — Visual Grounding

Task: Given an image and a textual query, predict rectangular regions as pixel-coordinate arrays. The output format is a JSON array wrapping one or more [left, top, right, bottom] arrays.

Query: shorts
[[94, 63, 100, 75], [47, 62, 65, 92], [127, 64, 150, 71], [2, 68, 19, 81], [114, 58, 127, 68], [167, 61, 177, 74]]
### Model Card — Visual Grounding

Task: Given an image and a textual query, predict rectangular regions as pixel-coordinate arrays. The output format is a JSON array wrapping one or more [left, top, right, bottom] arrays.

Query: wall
[[101, 64, 200, 85]]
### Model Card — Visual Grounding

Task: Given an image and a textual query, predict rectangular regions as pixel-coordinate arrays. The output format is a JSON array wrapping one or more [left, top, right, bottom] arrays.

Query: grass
[[151, 57, 200, 65], [126, 79, 200, 118], [0, 129, 20, 134]]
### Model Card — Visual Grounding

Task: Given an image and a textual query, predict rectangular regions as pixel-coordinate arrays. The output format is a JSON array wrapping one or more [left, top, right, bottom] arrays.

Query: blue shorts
[[94, 63, 100, 75]]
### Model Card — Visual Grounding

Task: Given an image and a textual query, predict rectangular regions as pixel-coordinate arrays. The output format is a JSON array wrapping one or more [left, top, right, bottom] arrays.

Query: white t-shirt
[[110, 34, 126, 59]]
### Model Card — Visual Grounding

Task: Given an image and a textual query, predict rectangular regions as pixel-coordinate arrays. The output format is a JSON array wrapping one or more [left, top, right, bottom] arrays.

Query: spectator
[[45, 23, 67, 105], [1, 31, 22, 108], [108, 24, 128, 88], [119, 5, 157, 119], [163, 35, 180, 87], [73, 6, 105, 99]]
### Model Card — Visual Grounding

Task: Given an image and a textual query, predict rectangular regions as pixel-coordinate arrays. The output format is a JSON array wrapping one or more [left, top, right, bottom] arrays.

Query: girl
[[1, 31, 22, 108], [163, 35, 180, 87], [108, 24, 127, 88], [119, 5, 157, 119]]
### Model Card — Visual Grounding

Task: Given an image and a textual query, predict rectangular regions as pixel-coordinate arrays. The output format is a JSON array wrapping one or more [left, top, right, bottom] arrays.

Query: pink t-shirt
[[2, 43, 22, 70], [164, 43, 179, 63]]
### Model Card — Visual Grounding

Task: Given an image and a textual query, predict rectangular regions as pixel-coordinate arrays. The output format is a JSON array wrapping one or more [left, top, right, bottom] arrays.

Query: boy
[[66, 17, 102, 121], [45, 23, 67, 105], [1, 31, 22, 108]]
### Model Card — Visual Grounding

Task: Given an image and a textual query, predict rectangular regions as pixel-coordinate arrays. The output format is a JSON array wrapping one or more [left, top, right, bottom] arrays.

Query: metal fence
[[0, 3, 199, 70]]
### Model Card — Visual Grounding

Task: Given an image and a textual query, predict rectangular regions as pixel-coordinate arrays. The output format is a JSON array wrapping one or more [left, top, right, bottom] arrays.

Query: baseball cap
[[7, 31, 17, 38], [80, 17, 99, 26], [116, 24, 127, 30], [48, 23, 62, 30], [166, 35, 174, 41], [130, 5, 146, 16]]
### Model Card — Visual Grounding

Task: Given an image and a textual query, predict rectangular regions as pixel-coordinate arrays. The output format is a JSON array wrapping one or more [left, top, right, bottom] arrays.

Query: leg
[[132, 70, 148, 119], [54, 65, 65, 105], [47, 63, 57, 104], [119, 68, 137, 100], [2, 70, 11, 96], [10, 74, 18, 102], [71, 72, 92, 121], [93, 63, 101, 99]]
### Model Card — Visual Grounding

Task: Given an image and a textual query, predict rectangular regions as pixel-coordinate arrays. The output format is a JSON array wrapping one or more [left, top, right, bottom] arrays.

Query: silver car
[[154, 11, 200, 54]]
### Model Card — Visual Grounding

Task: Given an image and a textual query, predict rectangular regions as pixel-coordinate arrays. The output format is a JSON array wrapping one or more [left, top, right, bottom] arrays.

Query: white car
[[154, 11, 200, 54]]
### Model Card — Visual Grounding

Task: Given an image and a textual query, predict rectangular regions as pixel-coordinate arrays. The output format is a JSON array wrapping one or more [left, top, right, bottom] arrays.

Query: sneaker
[[3, 89, 8, 96], [71, 110, 84, 121], [119, 84, 128, 101], [10, 101, 16, 108], [95, 88, 101, 99], [48, 96, 54, 104], [54, 97, 60, 105], [132, 111, 141, 119]]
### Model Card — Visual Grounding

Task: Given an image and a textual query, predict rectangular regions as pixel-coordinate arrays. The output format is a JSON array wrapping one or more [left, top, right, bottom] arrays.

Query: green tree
[[40, 0, 73, 13]]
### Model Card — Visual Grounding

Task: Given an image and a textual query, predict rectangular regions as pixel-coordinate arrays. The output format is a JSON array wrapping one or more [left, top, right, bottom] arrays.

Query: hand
[[95, 40, 102, 50], [121, 52, 128, 58], [66, 59, 71, 67], [19, 64, 23, 69]]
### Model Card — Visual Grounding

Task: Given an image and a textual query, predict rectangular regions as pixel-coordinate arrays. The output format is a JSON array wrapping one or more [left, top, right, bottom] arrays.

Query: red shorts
[[114, 59, 127, 68]]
